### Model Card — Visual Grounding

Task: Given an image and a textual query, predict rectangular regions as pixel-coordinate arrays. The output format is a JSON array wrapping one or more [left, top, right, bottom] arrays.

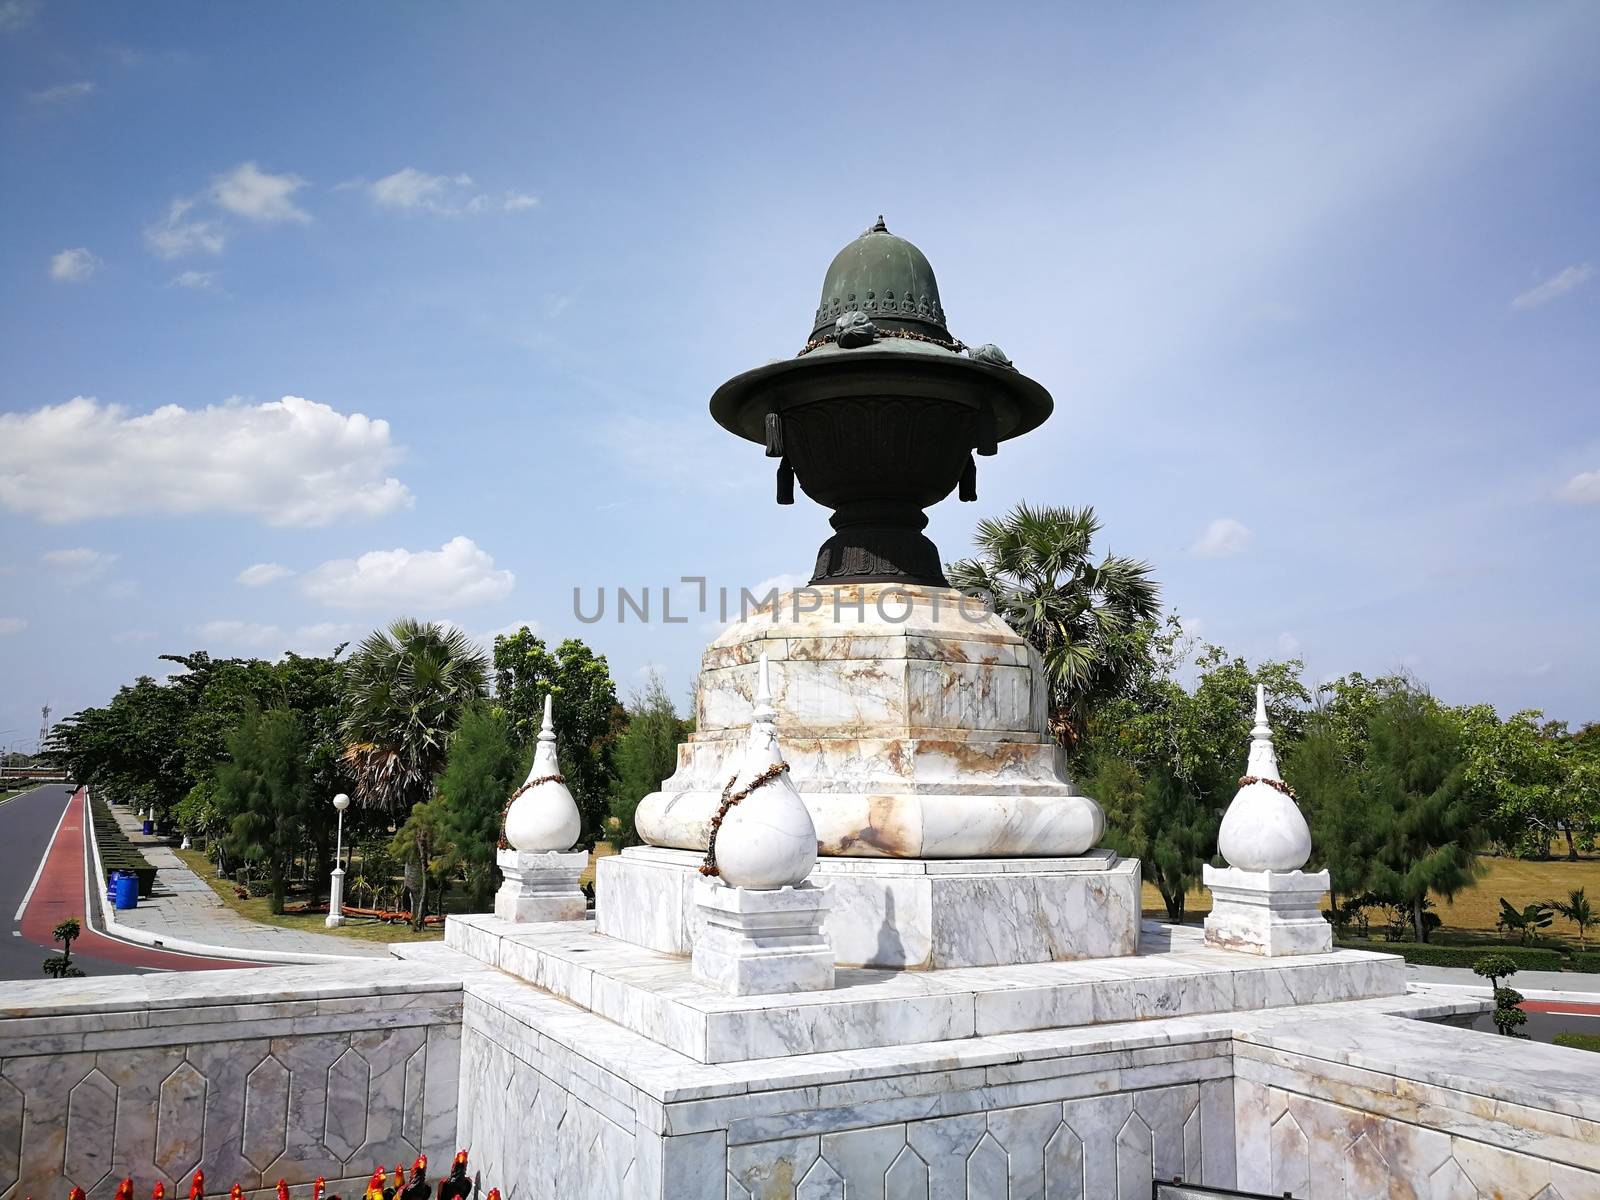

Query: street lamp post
[[326, 792, 351, 928]]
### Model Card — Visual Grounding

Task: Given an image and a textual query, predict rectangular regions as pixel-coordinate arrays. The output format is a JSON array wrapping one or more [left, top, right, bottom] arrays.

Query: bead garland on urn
[[1216, 685, 1312, 872], [493, 693, 588, 924], [702, 652, 819, 889], [1203, 684, 1331, 956], [692, 652, 835, 995]]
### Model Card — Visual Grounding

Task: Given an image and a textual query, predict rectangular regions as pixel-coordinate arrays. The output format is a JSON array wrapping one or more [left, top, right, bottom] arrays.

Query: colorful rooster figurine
[[312, 1179, 327, 1200], [276, 1182, 290, 1200], [228, 1187, 243, 1200], [114, 1181, 134, 1200], [399, 1156, 429, 1200], [69, 1190, 87, 1200], [152, 1184, 166, 1200], [365, 1167, 387, 1200], [435, 1151, 471, 1200], [188, 1171, 205, 1200]]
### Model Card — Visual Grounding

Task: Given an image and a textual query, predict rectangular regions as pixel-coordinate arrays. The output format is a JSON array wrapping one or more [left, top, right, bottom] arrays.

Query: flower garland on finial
[[497, 774, 567, 850], [698, 760, 790, 877]]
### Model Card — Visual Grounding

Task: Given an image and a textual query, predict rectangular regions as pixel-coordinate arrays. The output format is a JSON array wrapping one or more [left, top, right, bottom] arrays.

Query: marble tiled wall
[[1231, 1019, 1600, 1200], [0, 966, 464, 1200]]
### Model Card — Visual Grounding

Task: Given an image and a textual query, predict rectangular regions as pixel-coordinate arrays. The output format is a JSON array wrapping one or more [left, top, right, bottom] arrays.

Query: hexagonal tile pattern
[[324, 1047, 370, 1162], [884, 1145, 928, 1200], [154, 1062, 207, 1182], [797, 1155, 844, 1200], [1045, 1121, 1084, 1199], [241, 1055, 290, 1171], [64, 1068, 118, 1191], [1427, 1156, 1478, 1200], [1116, 1110, 1153, 1197], [967, 1132, 1008, 1198], [0, 1074, 23, 1196], [1343, 1130, 1392, 1200], [1269, 1109, 1310, 1198]]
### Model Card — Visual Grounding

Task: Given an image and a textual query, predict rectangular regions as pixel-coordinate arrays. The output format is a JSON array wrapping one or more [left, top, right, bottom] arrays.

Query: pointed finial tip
[[540, 691, 555, 732], [868, 214, 888, 234]]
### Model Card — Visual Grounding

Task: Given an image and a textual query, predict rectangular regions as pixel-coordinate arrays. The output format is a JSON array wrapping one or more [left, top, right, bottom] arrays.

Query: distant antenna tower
[[38, 703, 51, 751]]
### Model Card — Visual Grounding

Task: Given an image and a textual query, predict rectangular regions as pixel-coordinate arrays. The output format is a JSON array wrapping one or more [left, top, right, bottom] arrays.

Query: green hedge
[[1337, 940, 1566, 972], [1569, 952, 1600, 974], [1554, 1033, 1600, 1053]]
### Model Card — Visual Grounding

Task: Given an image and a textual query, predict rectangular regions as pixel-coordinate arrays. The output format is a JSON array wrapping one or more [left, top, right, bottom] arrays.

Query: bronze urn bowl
[[710, 217, 1055, 586]]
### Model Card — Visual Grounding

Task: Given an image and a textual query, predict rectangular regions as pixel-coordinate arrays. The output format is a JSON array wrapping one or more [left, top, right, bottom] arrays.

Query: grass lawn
[[1142, 853, 1600, 944], [174, 847, 450, 943], [174, 844, 624, 943], [1554, 1033, 1600, 1053]]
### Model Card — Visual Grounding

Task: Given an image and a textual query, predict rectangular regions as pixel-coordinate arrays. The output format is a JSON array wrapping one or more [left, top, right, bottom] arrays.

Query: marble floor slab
[[443, 914, 1408, 1064]]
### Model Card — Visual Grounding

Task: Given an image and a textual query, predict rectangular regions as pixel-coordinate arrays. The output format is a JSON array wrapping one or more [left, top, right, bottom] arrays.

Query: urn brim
[[709, 339, 1054, 447]]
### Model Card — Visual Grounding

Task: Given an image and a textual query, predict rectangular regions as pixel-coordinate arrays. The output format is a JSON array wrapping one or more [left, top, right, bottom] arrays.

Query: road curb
[[84, 789, 372, 966]]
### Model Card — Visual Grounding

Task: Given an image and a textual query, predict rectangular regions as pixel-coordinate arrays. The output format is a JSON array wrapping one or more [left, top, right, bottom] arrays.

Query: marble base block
[[1203, 864, 1332, 956], [691, 878, 835, 996], [598, 845, 1141, 968], [495, 847, 589, 923], [635, 586, 1107, 859]]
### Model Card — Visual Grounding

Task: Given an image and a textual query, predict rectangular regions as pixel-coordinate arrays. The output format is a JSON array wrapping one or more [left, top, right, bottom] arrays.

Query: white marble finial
[[1217, 684, 1310, 872], [1245, 683, 1281, 780], [504, 691, 581, 853], [711, 653, 819, 890]]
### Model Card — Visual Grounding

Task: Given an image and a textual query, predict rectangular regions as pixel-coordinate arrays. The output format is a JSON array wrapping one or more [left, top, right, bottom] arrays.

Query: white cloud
[[301, 536, 514, 611], [1511, 263, 1594, 310], [1276, 631, 1302, 657], [0, 0, 38, 33], [1559, 470, 1600, 503], [145, 198, 225, 259], [50, 248, 98, 282], [42, 547, 117, 583], [1190, 517, 1254, 559], [0, 395, 412, 526], [237, 562, 294, 587], [365, 167, 538, 216], [170, 269, 221, 292], [210, 161, 310, 223], [30, 80, 94, 104], [0, 617, 26, 636], [189, 619, 359, 653]]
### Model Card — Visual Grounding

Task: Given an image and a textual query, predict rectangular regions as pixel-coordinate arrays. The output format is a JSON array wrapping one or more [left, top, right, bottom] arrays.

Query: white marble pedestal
[[1203, 864, 1332, 956], [495, 847, 589, 923], [691, 878, 834, 996], [598, 845, 1141, 968]]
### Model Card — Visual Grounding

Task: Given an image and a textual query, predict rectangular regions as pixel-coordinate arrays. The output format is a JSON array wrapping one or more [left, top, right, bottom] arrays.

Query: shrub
[[1336, 940, 1565, 972], [1472, 954, 1519, 990], [1492, 986, 1527, 1037], [1568, 952, 1600, 974]]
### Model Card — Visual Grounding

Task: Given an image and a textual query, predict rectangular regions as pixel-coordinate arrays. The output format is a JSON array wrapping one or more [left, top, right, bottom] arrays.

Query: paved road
[[0, 784, 151, 979]]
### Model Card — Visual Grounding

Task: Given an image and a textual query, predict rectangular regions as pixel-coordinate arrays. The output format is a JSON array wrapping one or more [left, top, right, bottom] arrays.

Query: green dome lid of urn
[[809, 216, 951, 344]]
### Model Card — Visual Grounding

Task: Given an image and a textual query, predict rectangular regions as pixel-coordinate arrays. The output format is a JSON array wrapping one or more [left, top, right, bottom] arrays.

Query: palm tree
[[948, 503, 1160, 747], [341, 618, 489, 928], [1551, 887, 1594, 949], [341, 618, 491, 808], [1496, 897, 1554, 947]]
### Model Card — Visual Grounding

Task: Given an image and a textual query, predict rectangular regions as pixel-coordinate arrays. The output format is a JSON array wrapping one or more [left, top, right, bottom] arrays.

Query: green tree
[[341, 618, 490, 814], [1284, 715, 1375, 922], [1495, 898, 1554, 946], [1454, 705, 1568, 858], [948, 503, 1160, 747], [492, 629, 622, 844], [1139, 766, 1217, 923], [434, 704, 523, 909], [390, 797, 450, 930], [214, 708, 312, 915], [41, 917, 85, 978], [610, 671, 691, 848], [1363, 686, 1483, 943]]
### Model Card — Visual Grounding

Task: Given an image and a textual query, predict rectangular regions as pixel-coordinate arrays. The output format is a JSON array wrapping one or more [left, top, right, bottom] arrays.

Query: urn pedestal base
[[597, 845, 1140, 969], [495, 848, 589, 924], [691, 879, 835, 996], [1203, 864, 1332, 957]]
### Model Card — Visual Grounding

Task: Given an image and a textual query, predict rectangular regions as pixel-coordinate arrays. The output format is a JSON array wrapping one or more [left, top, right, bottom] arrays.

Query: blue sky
[[2, 1, 1597, 751]]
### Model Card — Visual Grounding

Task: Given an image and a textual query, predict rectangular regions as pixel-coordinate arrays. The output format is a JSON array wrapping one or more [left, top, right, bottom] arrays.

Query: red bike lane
[[19, 789, 264, 973]]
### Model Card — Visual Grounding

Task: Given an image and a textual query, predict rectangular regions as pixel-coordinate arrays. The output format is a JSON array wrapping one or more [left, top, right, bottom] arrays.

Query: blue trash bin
[[142, 819, 154, 835], [113, 873, 139, 910], [106, 869, 122, 904]]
